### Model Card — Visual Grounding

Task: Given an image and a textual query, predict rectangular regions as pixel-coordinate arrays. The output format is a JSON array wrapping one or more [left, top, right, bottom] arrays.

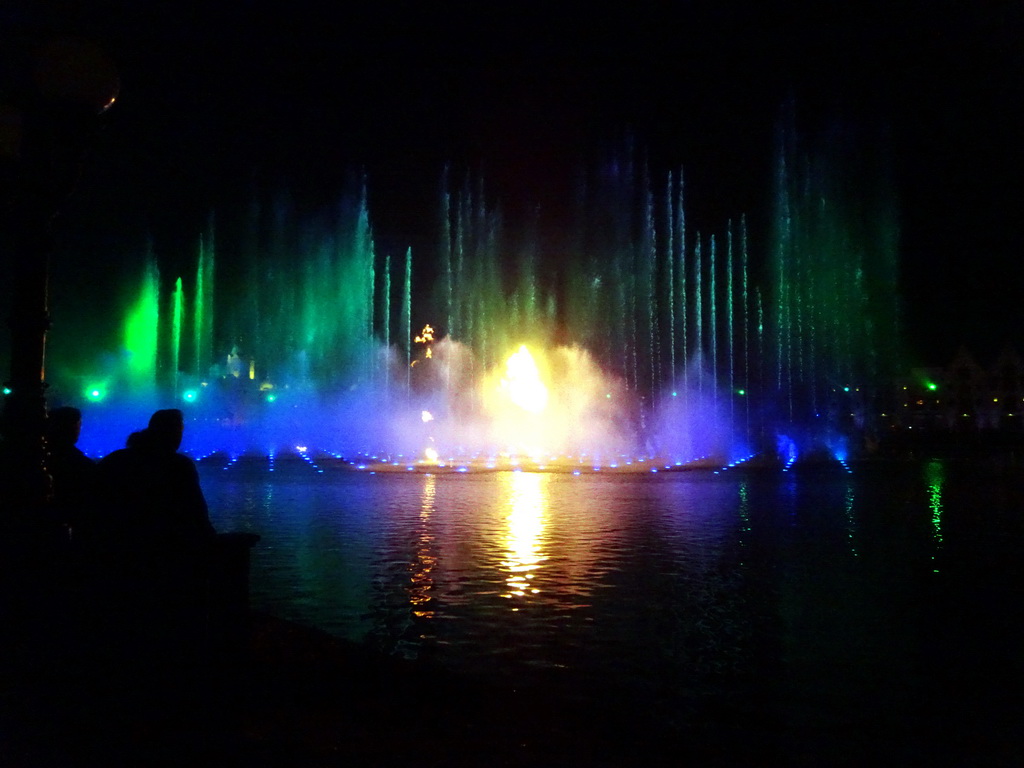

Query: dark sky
[[5, 1, 1023, 366]]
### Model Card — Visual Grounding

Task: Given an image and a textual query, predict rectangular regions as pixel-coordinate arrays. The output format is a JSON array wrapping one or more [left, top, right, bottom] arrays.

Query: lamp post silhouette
[[1, 37, 118, 517]]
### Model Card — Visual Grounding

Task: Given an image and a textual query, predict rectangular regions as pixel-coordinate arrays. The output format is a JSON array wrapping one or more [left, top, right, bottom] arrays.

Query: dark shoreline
[[3, 605, 1020, 767], [1, 610, 751, 767]]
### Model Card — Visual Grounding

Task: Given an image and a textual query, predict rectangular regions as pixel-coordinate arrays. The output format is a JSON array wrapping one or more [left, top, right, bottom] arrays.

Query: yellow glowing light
[[424, 446, 439, 463], [249, 360, 255, 380], [500, 345, 548, 413], [421, 410, 434, 423], [413, 324, 435, 365]]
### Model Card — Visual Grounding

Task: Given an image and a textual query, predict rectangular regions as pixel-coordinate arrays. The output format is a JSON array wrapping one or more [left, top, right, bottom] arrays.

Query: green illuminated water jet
[[769, 115, 902, 425], [122, 252, 159, 392], [171, 276, 183, 396], [193, 225, 214, 377]]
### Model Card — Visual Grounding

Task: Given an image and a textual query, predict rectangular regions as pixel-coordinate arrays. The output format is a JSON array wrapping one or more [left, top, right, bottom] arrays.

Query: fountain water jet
[[40, 124, 900, 467]]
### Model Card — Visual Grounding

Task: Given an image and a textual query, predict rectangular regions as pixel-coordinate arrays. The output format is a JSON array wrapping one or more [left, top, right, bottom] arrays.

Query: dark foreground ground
[[1, 602, 1021, 768], [0, 609, 721, 767], [1, 607, 772, 768]]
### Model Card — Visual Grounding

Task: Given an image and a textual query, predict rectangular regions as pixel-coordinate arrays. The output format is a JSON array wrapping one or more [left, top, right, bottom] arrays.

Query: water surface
[[201, 456, 1023, 762]]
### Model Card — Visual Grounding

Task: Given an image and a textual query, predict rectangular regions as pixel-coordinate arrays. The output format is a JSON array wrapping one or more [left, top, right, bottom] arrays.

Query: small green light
[[2, 386, 11, 396], [265, 393, 277, 403], [843, 386, 850, 392], [86, 387, 104, 402], [606, 393, 611, 399], [737, 389, 745, 396], [183, 389, 197, 402], [927, 382, 938, 391]]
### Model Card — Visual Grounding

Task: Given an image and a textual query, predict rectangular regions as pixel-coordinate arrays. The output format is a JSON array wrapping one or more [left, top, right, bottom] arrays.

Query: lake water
[[200, 455, 1023, 762]]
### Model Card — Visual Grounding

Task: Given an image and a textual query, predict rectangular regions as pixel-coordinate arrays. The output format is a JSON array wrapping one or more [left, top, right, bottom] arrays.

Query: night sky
[[5, 1, 1023, 368]]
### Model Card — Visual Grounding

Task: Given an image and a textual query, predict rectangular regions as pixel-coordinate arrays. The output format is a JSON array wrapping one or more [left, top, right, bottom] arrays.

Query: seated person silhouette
[[94, 410, 216, 659], [46, 406, 97, 537], [97, 409, 215, 553]]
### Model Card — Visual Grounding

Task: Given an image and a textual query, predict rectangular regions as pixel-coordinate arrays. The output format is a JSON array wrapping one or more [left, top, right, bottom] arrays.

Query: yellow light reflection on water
[[501, 471, 550, 601], [408, 474, 438, 617]]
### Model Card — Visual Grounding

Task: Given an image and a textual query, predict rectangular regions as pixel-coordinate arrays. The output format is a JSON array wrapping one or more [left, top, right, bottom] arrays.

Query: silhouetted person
[[97, 409, 215, 550], [93, 410, 216, 666], [45, 406, 97, 537]]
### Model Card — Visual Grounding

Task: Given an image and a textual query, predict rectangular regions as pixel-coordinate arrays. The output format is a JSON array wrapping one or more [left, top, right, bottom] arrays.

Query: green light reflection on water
[[737, 481, 750, 566], [844, 483, 857, 557], [925, 459, 944, 573]]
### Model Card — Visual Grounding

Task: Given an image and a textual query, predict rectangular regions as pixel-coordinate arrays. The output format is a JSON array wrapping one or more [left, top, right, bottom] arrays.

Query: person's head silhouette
[[47, 406, 83, 446], [146, 409, 185, 452]]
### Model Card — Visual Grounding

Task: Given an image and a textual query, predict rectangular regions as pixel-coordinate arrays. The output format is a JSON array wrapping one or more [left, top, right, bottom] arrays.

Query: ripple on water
[[202, 462, 1009, 722]]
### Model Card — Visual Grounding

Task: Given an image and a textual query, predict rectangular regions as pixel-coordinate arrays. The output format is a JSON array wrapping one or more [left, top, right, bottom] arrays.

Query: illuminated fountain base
[[355, 454, 727, 474], [198, 448, 771, 476], [77, 338, 839, 468]]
